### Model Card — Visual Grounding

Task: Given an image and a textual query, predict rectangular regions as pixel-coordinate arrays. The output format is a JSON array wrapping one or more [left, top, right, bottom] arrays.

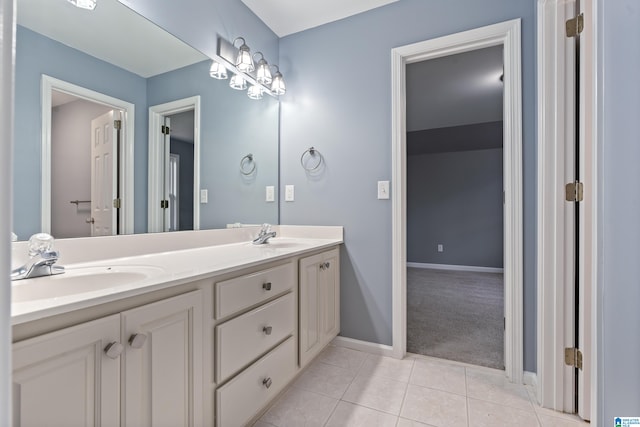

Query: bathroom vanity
[[10, 226, 342, 427]]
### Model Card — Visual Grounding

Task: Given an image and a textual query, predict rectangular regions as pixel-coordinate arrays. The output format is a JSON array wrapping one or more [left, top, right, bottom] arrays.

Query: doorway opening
[[391, 19, 523, 382], [41, 75, 135, 236]]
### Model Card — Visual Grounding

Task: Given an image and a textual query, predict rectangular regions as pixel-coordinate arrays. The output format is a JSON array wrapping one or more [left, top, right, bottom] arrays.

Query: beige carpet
[[407, 267, 504, 369]]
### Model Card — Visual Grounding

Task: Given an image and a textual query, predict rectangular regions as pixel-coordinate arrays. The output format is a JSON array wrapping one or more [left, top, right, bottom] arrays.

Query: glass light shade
[[255, 59, 272, 85], [68, 0, 96, 10], [209, 61, 228, 79], [229, 74, 247, 90], [247, 85, 264, 100], [270, 71, 286, 95], [234, 38, 254, 72]]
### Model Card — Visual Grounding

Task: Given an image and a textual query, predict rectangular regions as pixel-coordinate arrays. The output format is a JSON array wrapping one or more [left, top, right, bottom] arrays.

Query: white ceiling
[[241, 0, 400, 37], [17, 0, 207, 78]]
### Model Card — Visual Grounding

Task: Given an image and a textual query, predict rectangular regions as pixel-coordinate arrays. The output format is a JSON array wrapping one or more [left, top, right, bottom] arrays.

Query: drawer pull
[[128, 333, 147, 349], [262, 377, 272, 389], [263, 282, 272, 291], [104, 342, 124, 359], [263, 326, 273, 335]]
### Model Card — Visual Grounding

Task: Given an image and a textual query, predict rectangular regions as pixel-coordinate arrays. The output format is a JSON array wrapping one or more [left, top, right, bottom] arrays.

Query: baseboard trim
[[332, 336, 395, 357], [406, 262, 504, 274]]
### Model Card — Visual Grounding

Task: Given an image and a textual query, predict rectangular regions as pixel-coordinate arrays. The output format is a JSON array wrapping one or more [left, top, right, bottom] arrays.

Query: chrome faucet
[[252, 224, 277, 245], [11, 233, 65, 281]]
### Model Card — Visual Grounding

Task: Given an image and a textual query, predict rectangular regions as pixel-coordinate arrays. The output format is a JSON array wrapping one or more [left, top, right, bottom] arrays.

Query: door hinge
[[565, 181, 584, 202], [160, 200, 169, 209], [161, 125, 170, 135], [114, 119, 122, 130], [113, 198, 121, 209], [566, 13, 584, 37], [564, 347, 583, 370]]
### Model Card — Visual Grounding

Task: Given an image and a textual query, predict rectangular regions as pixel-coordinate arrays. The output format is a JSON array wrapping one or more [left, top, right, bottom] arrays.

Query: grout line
[[321, 396, 340, 427], [465, 367, 471, 427]]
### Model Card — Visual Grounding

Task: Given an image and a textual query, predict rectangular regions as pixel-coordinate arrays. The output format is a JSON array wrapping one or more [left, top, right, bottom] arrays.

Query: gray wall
[[407, 148, 503, 268], [169, 138, 194, 231], [598, 0, 640, 423], [51, 100, 112, 238], [277, 0, 537, 371]]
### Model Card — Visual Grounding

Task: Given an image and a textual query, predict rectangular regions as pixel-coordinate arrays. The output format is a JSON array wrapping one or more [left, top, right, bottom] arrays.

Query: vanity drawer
[[215, 262, 294, 319], [216, 292, 295, 383], [216, 336, 296, 427]]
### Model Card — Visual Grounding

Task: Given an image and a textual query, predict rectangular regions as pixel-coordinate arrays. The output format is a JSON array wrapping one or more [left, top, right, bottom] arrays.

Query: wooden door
[[12, 315, 121, 427], [121, 291, 203, 427], [90, 110, 118, 236]]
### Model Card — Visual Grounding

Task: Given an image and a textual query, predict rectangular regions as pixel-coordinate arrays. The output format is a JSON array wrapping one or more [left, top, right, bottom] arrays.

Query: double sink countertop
[[11, 225, 343, 325]]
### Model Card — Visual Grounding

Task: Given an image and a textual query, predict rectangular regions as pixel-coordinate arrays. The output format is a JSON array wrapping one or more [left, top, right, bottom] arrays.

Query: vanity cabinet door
[[121, 290, 203, 427], [12, 314, 121, 427], [299, 248, 340, 367]]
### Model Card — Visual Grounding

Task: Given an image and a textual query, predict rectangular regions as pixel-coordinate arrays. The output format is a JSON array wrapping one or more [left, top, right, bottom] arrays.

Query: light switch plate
[[285, 185, 295, 202], [377, 181, 390, 199], [266, 186, 275, 202], [200, 189, 208, 203]]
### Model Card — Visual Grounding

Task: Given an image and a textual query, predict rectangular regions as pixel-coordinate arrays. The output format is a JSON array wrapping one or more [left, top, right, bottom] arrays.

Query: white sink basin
[[12, 265, 166, 303]]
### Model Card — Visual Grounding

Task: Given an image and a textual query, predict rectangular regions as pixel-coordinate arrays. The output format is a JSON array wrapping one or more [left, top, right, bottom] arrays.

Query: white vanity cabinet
[[299, 248, 340, 367], [12, 290, 203, 427]]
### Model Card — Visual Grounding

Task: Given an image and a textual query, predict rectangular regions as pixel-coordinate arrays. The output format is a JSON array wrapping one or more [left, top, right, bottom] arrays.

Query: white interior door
[[90, 110, 119, 236], [169, 153, 180, 231]]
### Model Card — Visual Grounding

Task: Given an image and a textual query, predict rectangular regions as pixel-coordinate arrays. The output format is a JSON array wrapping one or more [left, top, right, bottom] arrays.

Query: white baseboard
[[331, 336, 395, 358], [406, 262, 504, 274]]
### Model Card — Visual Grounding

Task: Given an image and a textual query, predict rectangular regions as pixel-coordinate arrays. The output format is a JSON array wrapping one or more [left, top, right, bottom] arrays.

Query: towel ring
[[300, 147, 323, 172], [240, 154, 256, 175]]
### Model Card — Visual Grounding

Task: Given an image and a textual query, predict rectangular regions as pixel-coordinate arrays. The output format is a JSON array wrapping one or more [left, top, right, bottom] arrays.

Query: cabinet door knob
[[263, 326, 273, 335], [319, 263, 325, 271], [262, 377, 272, 389], [263, 282, 272, 291], [104, 342, 124, 359], [128, 333, 147, 349], [325, 261, 330, 269]]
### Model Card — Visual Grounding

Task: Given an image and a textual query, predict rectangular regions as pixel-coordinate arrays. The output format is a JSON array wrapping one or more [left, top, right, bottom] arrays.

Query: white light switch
[[377, 181, 390, 199], [437, 244, 444, 253], [285, 185, 295, 202], [200, 189, 208, 203], [266, 186, 275, 202]]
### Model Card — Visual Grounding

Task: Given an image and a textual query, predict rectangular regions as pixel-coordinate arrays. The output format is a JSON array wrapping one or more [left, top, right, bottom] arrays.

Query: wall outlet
[[377, 180, 390, 199], [285, 185, 295, 202], [265, 186, 275, 202], [437, 244, 444, 252], [200, 189, 208, 204]]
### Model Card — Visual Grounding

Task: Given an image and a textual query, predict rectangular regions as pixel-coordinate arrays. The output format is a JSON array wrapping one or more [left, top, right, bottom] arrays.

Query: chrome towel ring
[[240, 154, 256, 175], [300, 146, 323, 172]]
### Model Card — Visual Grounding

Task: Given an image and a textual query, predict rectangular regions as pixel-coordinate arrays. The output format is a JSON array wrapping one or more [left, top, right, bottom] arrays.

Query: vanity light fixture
[[247, 85, 264, 100], [253, 52, 272, 85], [229, 73, 247, 90], [270, 65, 286, 95], [67, 0, 96, 10], [209, 60, 228, 80], [233, 37, 254, 73]]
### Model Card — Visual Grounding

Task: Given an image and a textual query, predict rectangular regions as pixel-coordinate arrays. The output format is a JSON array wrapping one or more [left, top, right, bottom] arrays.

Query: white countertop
[[11, 226, 343, 325]]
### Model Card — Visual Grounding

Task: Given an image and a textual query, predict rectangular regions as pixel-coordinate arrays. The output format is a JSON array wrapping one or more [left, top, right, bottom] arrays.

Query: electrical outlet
[[285, 185, 295, 202], [266, 186, 275, 202], [200, 189, 208, 204], [437, 244, 444, 252]]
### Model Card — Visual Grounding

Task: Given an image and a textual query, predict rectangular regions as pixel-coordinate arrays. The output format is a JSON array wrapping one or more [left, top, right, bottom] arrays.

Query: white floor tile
[[538, 413, 590, 426], [342, 373, 408, 415], [400, 383, 467, 427], [252, 421, 276, 427], [396, 418, 436, 427], [317, 346, 368, 372], [358, 354, 415, 383], [410, 358, 467, 396], [466, 368, 533, 410], [325, 401, 398, 427], [259, 388, 338, 427], [468, 398, 539, 427], [293, 361, 357, 399]]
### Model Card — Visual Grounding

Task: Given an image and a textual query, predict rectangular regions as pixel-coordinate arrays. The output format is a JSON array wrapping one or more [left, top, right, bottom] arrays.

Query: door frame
[[148, 96, 201, 232], [41, 75, 135, 235], [391, 19, 524, 383], [536, 0, 597, 419]]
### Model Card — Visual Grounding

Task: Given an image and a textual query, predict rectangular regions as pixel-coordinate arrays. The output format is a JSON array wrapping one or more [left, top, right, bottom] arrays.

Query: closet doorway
[[405, 46, 505, 369], [391, 19, 523, 382]]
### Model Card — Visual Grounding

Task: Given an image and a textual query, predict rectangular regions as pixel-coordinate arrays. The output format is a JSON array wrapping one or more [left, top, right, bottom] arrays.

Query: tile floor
[[254, 345, 590, 427]]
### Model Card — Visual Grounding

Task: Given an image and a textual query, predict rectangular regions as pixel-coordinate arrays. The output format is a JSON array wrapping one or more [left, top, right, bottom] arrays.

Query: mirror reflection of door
[[50, 90, 124, 238], [161, 110, 194, 232]]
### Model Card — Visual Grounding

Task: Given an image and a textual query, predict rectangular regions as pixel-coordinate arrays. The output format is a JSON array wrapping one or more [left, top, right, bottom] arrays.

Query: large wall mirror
[[13, 0, 279, 241]]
